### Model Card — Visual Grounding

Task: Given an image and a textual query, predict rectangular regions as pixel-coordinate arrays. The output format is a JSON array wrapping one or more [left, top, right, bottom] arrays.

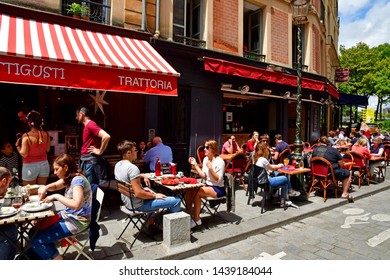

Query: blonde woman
[[188, 140, 225, 228]]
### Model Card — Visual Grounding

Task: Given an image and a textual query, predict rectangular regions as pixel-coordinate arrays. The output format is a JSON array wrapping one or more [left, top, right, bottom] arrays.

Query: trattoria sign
[[0, 55, 177, 96]]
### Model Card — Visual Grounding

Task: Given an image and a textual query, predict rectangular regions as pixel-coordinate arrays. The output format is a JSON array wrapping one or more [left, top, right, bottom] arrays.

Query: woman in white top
[[188, 140, 225, 228], [254, 143, 291, 207]]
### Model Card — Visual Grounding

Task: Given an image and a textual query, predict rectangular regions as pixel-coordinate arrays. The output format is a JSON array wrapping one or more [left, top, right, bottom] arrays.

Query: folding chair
[[308, 157, 339, 202], [61, 187, 104, 260], [201, 174, 234, 221], [116, 181, 156, 249]]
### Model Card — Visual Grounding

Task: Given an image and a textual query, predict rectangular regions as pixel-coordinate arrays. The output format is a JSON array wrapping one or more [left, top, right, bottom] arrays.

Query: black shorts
[[334, 168, 350, 180]]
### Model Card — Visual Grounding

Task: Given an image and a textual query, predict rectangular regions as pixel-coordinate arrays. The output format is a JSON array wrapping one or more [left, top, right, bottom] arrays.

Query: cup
[[177, 171, 184, 178], [12, 197, 22, 210], [0, 197, 5, 211], [170, 163, 177, 176]]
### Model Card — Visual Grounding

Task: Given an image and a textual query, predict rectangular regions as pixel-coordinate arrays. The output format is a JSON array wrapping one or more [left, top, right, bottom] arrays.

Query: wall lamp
[[221, 84, 232, 90]]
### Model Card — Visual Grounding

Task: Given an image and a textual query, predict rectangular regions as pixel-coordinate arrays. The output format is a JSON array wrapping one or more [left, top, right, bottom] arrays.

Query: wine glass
[[283, 158, 289, 168], [12, 197, 22, 210]]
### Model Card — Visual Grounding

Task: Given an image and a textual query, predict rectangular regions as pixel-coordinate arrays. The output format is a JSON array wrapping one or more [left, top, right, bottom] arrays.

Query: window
[[62, 0, 111, 24], [173, 0, 205, 47], [243, 3, 264, 61]]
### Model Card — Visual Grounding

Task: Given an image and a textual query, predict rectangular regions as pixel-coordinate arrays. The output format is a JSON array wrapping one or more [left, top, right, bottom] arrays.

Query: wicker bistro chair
[[385, 144, 390, 166], [224, 152, 247, 190], [349, 151, 370, 188], [308, 157, 340, 202], [116, 181, 160, 249]]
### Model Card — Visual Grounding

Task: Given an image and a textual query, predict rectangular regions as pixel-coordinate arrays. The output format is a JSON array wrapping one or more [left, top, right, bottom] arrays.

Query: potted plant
[[66, 3, 83, 18]]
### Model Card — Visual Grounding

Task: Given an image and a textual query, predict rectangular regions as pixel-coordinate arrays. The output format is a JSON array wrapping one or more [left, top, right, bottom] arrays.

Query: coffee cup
[[177, 171, 184, 178]]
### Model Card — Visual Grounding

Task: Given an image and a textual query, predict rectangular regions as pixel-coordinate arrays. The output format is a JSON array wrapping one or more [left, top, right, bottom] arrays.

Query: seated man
[[114, 140, 180, 214], [312, 136, 353, 202], [143, 137, 173, 172], [272, 134, 290, 162], [221, 135, 242, 155]]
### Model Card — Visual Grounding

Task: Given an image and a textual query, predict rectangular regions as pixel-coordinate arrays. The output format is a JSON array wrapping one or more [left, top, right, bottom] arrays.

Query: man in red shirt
[[76, 107, 111, 185]]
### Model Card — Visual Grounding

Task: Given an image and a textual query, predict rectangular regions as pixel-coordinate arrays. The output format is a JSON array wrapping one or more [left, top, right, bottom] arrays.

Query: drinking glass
[[283, 158, 289, 167], [12, 197, 22, 210]]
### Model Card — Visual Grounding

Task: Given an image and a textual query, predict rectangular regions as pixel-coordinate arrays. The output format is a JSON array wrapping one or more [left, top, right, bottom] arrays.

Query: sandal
[[341, 194, 354, 203]]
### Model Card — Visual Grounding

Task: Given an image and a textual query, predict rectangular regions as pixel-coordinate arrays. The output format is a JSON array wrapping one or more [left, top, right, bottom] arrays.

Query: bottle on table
[[155, 157, 161, 176]]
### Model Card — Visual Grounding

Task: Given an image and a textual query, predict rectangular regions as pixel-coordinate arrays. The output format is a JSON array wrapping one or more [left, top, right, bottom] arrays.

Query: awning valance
[[204, 56, 334, 97], [0, 13, 179, 96], [337, 93, 369, 107]]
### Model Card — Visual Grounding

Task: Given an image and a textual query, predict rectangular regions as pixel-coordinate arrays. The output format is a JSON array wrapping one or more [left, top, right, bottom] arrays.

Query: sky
[[338, 0, 390, 49]]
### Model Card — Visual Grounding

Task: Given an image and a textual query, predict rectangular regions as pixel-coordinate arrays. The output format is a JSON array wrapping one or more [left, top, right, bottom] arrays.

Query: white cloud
[[339, 0, 390, 48]]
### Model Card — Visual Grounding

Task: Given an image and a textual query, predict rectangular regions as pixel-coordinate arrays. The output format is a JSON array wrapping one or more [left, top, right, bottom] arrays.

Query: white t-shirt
[[255, 157, 271, 175], [202, 156, 225, 187], [114, 160, 142, 209]]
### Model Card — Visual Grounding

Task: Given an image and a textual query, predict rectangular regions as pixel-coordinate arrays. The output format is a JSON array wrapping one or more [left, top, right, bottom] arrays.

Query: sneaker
[[288, 190, 301, 197], [190, 219, 202, 229]]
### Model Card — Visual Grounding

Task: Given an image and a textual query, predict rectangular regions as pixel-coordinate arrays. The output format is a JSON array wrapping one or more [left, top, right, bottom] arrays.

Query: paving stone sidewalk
[[63, 173, 390, 260]]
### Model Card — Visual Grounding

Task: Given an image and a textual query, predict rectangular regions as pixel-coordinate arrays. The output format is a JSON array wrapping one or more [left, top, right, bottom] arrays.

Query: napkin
[[179, 177, 198, 184]]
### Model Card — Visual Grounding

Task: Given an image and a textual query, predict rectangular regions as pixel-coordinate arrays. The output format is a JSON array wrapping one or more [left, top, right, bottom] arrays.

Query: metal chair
[[349, 151, 370, 188], [116, 181, 157, 249], [308, 157, 339, 202], [201, 174, 234, 222], [61, 187, 104, 259]]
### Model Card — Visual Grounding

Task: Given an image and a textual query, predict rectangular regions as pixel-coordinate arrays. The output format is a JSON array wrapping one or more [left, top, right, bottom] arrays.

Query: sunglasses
[[261, 140, 269, 143], [204, 146, 210, 150]]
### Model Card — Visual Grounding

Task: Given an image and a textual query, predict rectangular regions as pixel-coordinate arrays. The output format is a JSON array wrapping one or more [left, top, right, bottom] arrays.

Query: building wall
[[213, 0, 239, 54], [270, 6, 289, 65], [1, 0, 60, 13], [124, 0, 156, 32], [312, 24, 321, 74]]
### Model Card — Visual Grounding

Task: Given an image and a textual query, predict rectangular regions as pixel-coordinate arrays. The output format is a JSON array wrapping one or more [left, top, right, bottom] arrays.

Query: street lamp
[[291, 0, 310, 161], [291, 0, 310, 200]]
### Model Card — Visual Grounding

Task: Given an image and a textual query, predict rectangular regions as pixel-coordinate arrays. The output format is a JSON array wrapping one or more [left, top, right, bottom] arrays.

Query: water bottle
[[155, 157, 161, 176]]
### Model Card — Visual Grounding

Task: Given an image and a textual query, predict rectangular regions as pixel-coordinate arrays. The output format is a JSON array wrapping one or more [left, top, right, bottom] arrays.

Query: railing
[[243, 50, 266, 62], [62, 0, 111, 25], [173, 34, 206, 48], [293, 63, 308, 72]]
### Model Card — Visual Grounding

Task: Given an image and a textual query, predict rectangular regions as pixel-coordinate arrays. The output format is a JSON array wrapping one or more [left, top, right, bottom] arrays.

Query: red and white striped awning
[[0, 13, 180, 96]]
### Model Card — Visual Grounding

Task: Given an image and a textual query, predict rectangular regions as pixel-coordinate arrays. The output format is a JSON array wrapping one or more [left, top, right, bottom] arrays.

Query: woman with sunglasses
[[187, 140, 225, 228]]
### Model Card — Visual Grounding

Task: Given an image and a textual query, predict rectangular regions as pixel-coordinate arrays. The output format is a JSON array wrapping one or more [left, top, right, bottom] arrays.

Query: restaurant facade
[[0, 0, 340, 171]]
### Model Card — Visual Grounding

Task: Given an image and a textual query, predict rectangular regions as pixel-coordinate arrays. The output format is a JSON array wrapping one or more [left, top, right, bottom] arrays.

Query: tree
[[338, 43, 390, 121]]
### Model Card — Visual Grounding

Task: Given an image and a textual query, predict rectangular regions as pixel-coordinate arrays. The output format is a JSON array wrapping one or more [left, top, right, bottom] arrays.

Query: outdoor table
[[277, 166, 311, 201], [0, 204, 55, 259]]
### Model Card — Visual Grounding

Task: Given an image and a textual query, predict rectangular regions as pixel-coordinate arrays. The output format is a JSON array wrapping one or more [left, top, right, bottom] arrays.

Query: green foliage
[[66, 2, 88, 16], [339, 42, 390, 121], [379, 120, 390, 133], [66, 3, 82, 15]]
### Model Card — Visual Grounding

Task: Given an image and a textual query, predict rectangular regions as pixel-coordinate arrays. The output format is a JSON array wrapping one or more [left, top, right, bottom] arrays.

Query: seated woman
[[115, 140, 180, 213], [253, 143, 291, 207], [187, 140, 225, 228], [369, 137, 385, 178], [245, 131, 259, 153], [351, 137, 371, 164], [32, 154, 92, 260]]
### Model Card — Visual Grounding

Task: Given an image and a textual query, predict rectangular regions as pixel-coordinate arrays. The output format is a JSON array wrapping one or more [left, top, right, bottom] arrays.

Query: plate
[[21, 202, 53, 212], [161, 179, 180, 186], [0, 207, 19, 218]]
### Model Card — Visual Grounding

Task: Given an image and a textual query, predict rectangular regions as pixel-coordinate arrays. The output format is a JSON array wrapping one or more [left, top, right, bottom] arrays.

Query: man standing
[[143, 137, 173, 171], [76, 107, 111, 185], [0, 167, 17, 260], [312, 136, 353, 202]]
